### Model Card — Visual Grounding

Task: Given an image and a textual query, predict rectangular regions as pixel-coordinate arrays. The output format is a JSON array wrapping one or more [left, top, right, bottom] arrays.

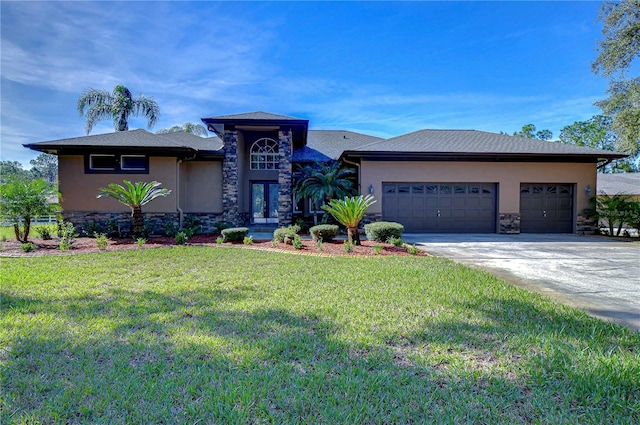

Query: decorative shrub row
[[221, 227, 250, 242], [364, 221, 404, 242], [309, 224, 339, 242]]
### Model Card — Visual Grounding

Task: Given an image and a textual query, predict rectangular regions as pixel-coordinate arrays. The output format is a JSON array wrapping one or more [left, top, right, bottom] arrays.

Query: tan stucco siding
[[360, 161, 596, 214], [182, 161, 223, 212], [59, 155, 177, 212]]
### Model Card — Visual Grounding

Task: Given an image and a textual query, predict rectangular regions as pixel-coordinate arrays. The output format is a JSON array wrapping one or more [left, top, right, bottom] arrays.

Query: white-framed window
[[120, 155, 147, 171], [250, 138, 279, 170], [89, 154, 116, 170]]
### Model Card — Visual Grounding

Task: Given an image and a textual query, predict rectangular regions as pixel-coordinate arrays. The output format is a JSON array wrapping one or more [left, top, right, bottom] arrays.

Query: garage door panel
[[382, 182, 496, 233], [520, 183, 573, 233]]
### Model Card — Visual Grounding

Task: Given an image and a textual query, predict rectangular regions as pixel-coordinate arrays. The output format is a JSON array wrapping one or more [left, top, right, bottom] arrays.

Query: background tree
[[558, 115, 639, 173], [156, 122, 208, 137], [29, 153, 58, 184], [0, 178, 60, 242], [78, 85, 160, 134], [592, 0, 640, 157], [0, 161, 32, 184], [512, 124, 553, 140], [293, 161, 356, 225], [97, 180, 171, 236]]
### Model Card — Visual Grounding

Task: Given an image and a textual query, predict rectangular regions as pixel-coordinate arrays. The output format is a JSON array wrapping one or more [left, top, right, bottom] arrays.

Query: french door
[[251, 182, 279, 224]]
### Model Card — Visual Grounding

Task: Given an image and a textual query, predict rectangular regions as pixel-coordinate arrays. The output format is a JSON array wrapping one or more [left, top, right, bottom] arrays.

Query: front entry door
[[252, 182, 279, 224]]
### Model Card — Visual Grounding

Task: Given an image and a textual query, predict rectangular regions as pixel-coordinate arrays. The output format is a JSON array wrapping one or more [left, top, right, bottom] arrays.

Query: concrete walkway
[[402, 233, 640, 331]]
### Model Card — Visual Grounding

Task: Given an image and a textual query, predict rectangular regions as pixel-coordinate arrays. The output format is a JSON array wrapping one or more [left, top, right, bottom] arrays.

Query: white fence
[[1, 215, 57, 227]]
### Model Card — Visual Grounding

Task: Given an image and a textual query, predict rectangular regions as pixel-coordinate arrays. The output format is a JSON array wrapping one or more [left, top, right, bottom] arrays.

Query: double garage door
[[382, 182, 497, 233], [382, 182, 575, 233]]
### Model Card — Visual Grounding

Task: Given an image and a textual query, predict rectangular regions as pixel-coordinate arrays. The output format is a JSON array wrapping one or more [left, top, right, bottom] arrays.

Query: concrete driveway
[[402, 233, 640, 331]]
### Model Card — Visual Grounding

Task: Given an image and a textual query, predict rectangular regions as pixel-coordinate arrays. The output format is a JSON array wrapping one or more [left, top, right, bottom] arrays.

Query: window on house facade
[[89, 154, 117, 170], [120, 155, 147, 171], [250, 138, 279, 170], [86, 154, 149, 173]]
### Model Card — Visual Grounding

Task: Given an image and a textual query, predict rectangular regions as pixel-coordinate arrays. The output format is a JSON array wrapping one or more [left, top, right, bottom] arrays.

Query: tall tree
[[29, 153, 58, 184], [592, 0, 640, 157], [293, 161, 356, 225], [558, 115, 638, 173], [513, 124, 553, 140], [157, 122, 208, 137], [0, 161, 31, 184], [97, 180, 171, 236], [77, 85, 160, 134]]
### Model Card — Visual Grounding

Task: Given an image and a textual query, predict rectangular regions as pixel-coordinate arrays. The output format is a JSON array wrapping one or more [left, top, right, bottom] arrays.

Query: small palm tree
[[322, 194, 376, 245], [78, 85, 160, 134], [0, 178, 60, 242], [156, 122, 208, 137], [294, 162, 356, 224], [97, 180, 171, 236]]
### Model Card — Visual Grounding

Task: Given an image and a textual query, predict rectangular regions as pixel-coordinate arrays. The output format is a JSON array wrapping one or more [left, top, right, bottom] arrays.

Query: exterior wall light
[[585, 185, 592, 196], [368, 184, 374, 195]]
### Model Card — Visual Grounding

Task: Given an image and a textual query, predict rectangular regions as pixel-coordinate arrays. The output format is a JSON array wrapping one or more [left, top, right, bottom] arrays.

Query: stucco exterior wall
[[59, 155, 178, 212], [181, 161, 223, 212], [360, 161, 596, 215]]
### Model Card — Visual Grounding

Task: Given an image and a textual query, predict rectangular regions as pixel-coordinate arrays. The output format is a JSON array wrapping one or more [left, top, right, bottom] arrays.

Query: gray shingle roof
[[202, 111, 305, 121], [351, 129, 626, 157], [307, 130, 383, 160], [597, 173, 640, 195], [25, 129, 223, 152]]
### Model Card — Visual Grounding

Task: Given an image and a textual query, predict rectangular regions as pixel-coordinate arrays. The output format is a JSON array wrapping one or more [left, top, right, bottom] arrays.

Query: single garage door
[[382, 182, 496, 233], [520, 184, 574, 233]]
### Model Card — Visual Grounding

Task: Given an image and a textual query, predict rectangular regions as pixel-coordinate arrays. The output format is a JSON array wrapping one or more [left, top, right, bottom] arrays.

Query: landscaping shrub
[[82, 220, 103, 237], [35, 226, 52, 240], [273, 224, 301, 243], [59, 221, 78, 251], [175, 231, 187, 245], [387, 236, 403, 247], [21, 242, 35, 253], [214, 222, 231, 233], [243, 236, 254, 245], [136, 238, 146, 248], [309, 224, 339, 241], [292, 235, 304, 249], [405, 244, 419, 255], [364, 221, 404, 242], [222, 227, 249, 242], [95, 233, 109, 250], [164, 220, 178, 237], [182, 216, 201, 238], [216, 236, 224, 244]]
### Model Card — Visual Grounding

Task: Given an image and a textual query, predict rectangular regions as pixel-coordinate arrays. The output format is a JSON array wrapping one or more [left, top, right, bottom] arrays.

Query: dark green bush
[[309, 224, 339, 241], [273, 225, 301, 243], [364, 221, 404, 242], [214, 222, 231, 233], [222, 227, 250, 242]]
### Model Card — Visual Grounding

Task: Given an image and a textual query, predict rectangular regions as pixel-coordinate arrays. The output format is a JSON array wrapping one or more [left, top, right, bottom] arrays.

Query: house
[[24, 111, 627, 235], [597, 173, 640, 201]]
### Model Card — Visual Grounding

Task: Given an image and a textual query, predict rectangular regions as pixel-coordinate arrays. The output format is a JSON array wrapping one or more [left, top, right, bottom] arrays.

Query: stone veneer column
[[277, 128, 293, 225], [499, 213, 520, 234], [222, 129, 240, 225]]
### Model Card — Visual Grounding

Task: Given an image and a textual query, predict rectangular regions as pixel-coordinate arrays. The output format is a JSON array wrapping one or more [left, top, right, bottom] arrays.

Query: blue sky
[[1, 1, 609, 165]]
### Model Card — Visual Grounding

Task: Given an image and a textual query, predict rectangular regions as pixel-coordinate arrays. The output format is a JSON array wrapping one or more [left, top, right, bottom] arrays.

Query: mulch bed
[[0, 234, 426, 258]]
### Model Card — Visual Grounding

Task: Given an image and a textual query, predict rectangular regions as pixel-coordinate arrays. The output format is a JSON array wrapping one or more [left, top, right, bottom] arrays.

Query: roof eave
[[341, 151, 629, 162]]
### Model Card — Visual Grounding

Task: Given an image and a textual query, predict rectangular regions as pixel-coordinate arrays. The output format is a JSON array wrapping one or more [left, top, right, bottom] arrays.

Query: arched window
[[250, 138, 279, 170]]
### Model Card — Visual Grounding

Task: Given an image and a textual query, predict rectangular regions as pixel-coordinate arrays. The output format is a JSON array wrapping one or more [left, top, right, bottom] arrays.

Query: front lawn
[[1, 248, 638, 424]]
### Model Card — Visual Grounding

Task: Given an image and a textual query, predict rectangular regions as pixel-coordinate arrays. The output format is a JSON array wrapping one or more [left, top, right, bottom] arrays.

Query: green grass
[[0, 224, 57, 241], [1, 247, 638, 424]]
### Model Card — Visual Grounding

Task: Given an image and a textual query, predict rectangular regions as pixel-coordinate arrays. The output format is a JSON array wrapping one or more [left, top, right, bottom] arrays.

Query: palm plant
[[294, 161, 356, 225], [78, 85, 160, 134], [97, 180, 171, 236], [156, 122, 208, 137], [322, 194, 376, 245], [0, 178, 60, 242], [586, 192, 636, 236]]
